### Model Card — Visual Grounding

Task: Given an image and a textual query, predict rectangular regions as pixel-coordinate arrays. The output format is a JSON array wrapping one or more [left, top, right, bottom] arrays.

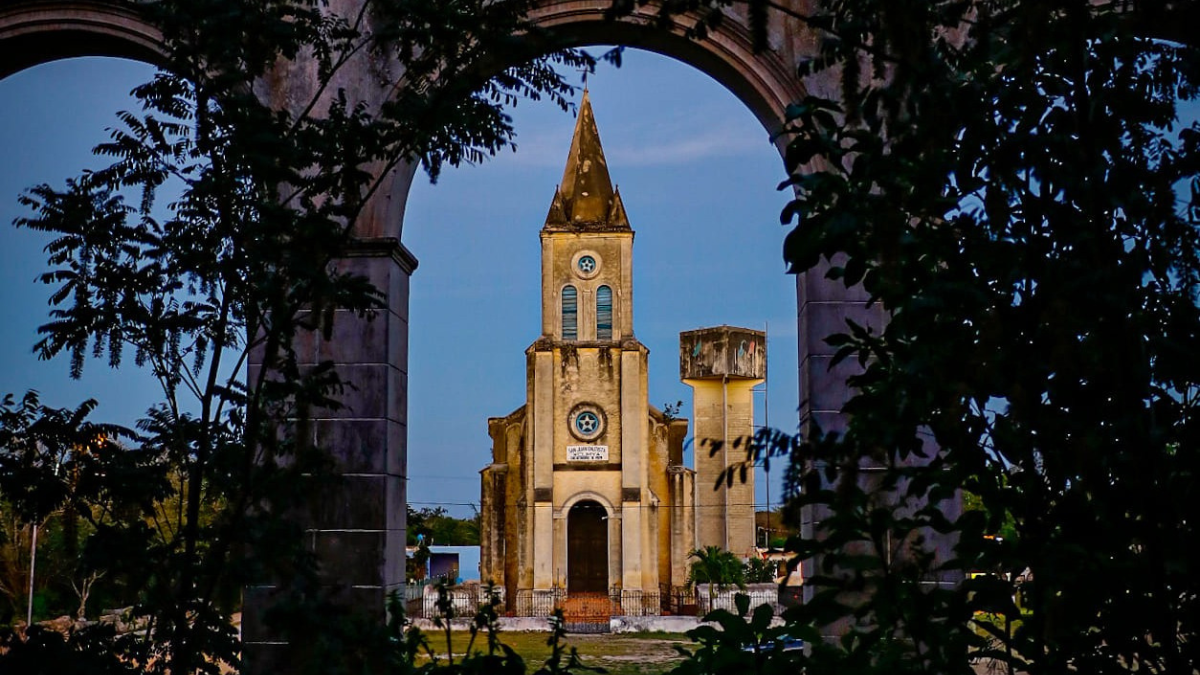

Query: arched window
[[562, 285, 578, 340], [596, 285, 613, 340]]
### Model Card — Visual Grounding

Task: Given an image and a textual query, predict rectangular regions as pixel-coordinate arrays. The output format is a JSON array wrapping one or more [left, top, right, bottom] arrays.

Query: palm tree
[[687, 546, 745, 606]]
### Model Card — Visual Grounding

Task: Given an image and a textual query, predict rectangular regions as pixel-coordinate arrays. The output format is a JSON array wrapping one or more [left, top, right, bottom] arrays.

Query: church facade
[[480, 93, 762, 606]]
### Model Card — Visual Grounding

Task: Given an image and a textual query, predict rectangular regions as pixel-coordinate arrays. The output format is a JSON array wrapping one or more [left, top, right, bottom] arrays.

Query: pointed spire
[[607, 187, 630, 229], [544, 89, 626, 230], [545, 186, 568, 226], [542, 90, 630, 231]]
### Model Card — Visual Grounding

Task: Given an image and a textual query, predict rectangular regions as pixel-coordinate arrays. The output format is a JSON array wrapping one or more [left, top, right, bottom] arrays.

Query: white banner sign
[[567, 445, 609, 462]]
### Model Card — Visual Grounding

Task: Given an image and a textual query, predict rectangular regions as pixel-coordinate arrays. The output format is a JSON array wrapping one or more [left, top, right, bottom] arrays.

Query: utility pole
[[27, 523, 38, 626], [28, 444, 63, 626]]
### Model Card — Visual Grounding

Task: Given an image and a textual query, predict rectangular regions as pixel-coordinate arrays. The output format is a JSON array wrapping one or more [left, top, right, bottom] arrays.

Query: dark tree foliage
[[669, 594, 803, 675], [620, 0, 1200, 673], [716, 1, 1198, 674], [0, 0, 597, 672], [407, 506, 481, 546], [0, 393, 150, 622]]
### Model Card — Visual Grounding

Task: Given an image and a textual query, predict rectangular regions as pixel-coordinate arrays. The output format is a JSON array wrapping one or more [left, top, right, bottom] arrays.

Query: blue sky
[[0, 51, 799, 518]]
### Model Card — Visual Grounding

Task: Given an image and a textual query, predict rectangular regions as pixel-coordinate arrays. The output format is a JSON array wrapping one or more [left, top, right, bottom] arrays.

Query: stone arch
[[0, 0, 808, 238], [525, 1, 805, 139], [0, 1, 163, 79], [5, 2, 1196, 239], [1124, 4, 1200, 49], [553, 493, 619, 591], [558, 490, 616, 518], [565, 498, 610, 593], [387, 2, 808, 243]]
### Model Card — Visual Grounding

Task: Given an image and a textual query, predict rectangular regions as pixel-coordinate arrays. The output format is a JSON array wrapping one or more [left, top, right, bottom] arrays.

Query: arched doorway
[[567, 500, 608, 593]]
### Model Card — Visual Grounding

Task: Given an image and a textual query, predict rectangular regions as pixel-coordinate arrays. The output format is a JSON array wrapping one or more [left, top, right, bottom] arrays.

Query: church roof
[[543, 90, 630, 232]]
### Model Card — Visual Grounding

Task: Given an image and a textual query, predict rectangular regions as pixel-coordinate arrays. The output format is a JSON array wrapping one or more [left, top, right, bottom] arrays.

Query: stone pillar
[[681, 327, 765, 558], [532, 504, 555, 589], [608, 508, 623, 591], [243, 237, 416, 673], [552, 512, 567, 588], [795, 263, 962, 614], [668, 467, 696, 586], [796, 261, 880, 605], [620, 348, 645, 590], [531, 349, 555, 589], [479, 462, 507, 585]]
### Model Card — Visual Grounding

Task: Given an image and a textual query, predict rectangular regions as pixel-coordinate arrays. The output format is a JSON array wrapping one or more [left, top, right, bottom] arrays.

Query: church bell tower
[[538, 89, 634, 344], [527, 88, 653, 594], [483, 90, 695, 604]]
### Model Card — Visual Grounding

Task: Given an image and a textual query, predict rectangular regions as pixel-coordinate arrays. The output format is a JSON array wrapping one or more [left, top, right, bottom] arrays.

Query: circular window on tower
[[568, 403, 606, 441], [572, 251, 601, 280]]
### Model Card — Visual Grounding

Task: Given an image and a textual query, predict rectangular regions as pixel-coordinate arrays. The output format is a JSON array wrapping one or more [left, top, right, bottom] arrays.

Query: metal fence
[[511, 587, 567, 617], [510, 588, 659, 618], [407, 584, 782, 620], [659, 585, 700, 616], [695, 587, 780, 615], [404, 584, 505, 619]]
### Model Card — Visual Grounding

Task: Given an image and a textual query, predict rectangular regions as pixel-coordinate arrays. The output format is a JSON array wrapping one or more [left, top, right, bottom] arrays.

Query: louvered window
[[596, 285, 613, 340], [562, 286, 578, 340]]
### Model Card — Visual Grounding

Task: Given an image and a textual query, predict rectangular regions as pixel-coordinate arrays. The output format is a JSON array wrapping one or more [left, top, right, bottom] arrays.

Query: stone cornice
[[343, 236, 419, 274]]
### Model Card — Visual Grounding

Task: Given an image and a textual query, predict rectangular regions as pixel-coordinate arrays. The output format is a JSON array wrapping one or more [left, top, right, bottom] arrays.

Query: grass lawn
[[415, 630, 694, 675]]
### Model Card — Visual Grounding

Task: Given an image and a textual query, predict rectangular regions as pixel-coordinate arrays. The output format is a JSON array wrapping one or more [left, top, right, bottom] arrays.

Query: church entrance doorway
[[567, 500, 608, 594]]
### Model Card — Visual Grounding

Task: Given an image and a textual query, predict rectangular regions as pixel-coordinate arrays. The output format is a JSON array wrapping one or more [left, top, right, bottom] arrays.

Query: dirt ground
[[418, 630, 691, 675]]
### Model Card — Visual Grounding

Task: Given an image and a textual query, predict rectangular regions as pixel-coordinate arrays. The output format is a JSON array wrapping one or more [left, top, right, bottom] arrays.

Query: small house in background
[[427, 545, 480, 584]]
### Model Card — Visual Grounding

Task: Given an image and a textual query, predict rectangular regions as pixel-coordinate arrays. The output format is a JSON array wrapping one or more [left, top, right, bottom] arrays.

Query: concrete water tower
[[680, 326, 766, 557]]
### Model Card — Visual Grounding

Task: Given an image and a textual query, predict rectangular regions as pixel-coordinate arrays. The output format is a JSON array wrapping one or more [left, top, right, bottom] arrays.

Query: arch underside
[[559, 489, 616, 517], [0, 1, 162, 78], [528, 0, 805, 139], [376, 0, 810, 241], [3, 1, 1196, 86], [14, 1, 1195, 241]]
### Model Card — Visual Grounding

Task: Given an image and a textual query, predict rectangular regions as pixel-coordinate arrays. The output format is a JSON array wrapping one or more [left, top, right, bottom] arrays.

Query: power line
[[409, 500, 784, 511]]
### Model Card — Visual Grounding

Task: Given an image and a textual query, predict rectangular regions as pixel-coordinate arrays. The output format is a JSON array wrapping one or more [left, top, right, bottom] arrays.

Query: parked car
[[742, 634, 805, 653]]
